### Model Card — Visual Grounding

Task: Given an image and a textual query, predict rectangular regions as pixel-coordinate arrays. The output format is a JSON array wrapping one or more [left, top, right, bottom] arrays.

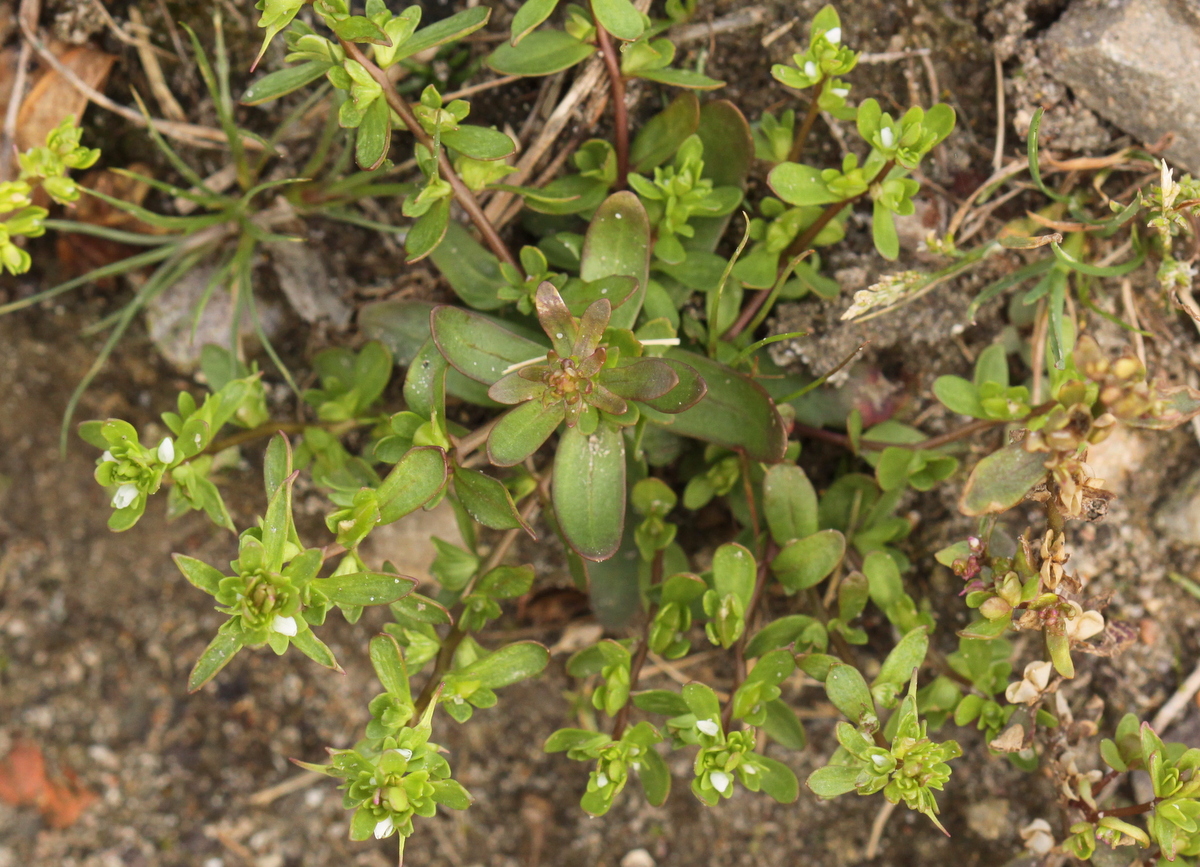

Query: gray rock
[[1042, 0, 1200, 171]]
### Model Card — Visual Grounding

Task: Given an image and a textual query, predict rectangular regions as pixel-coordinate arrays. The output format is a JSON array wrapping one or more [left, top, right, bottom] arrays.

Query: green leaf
[[660, 349, 787, 463], [807, 765, 860, 799], [713, 543, 756, 607], [771, 530, 846, 592], [331, 15, 390, 44], [487, 399, 566, 466], [428, 221, 506, 311], [933, 375, 984, 418], [874, 626, 929, 690], [746, 615, 826, 657], [488, 29, 596, 76], [391, 590, 453, 624], [264, 432, 293, 501], [262, 467, 296, 574], [630, 91, 700, 173], [974, 343, 1009, 388], [352, 96, 390, 172], [188, 623, 244, 692], [430, 305, 548, 385], [173, 554, 225, 596], [637, 358, 707, 413], [754, 755, 800, 804], [290, 628, 341, 670], [592, 0, 644, 40], [580, 192, 651, 330], [825, 663, 875, 724], [406, 196, 451, 263], [544, 728, 610, 752], [872, 200, 900, 261], [510, 0, 558, 44], [638, 746, 671, 806], [369, 634, 411, 699], [682, 681, 722, 722], [633, 689, 692, 716], [242, 60, 333, 105], [762, 699, 807, 750], [311, 571, 417, 606], [454, 466, 533, 533], [763, 464, 818, 544], [477, 564, 535, 598], [442, 125, 516, 161], [376, 446, 450, 523], [633, 68, 724, 89], [599, 359, 679, 402], [767, 162, 840, 206], [875, 446, 916, 492], [553, 424, 626, 560], [431, 779, 473, 810], [394, 7, 491, 62], [453, 640, 550, 688], [958, 442, 1047, 516]]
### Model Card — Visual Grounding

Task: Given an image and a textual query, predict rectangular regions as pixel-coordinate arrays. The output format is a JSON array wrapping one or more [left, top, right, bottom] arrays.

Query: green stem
[[787, 78, 825, 164]]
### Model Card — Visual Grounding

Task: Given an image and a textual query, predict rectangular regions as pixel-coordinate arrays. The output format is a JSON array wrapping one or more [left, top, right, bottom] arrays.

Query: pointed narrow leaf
[[510, 0, 557, 44], [638, 745, 671, 805], [534, 281, 578, 355], [487, 400, 565, 466], [173, 554, 225, 596], [553, 424, 626, 560], [580, 193, 651, 330], [290, 627, 341, 671], [263, 470, 296, 573], [394, 7, 491, 62], [453, 466, 534, 533], [427, 221, 506, 311], [311, 571, 417, 606], [356, 96, 392, 170], [430, 305, 548, 385], [376, 446, 449, 524], [874, 626, 928, 689], [188, 625, 244, 692], [242, 60, 334, 105]]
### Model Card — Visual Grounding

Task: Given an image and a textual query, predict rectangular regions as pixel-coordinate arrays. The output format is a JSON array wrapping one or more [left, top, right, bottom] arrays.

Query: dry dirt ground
[[3, 0, 1200, 866]]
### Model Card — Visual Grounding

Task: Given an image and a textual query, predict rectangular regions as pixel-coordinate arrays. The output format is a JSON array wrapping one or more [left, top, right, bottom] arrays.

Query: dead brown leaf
[[0, 738, 98, 829], [15, 42, 115, 152], [56, 162, 160, 279]]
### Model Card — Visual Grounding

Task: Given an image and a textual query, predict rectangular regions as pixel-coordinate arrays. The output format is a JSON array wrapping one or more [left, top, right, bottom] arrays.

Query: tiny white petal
[[596, 772, 609, 788], [871, 753, 889, 768], [710, 770, 731, 794], [111, 484, 138, 509], [880, 127, 895, 148], [825, 26, 842, 44], [696, 719, 720, 737], [271, 615, 298, 636], [832, 87, 849, 97], [1025, 660, 1054, 691], [100, 450, 114, 463], [398, 748, 413, 760], [742, 764, 757, 774], [158, 437, 175, 463], [804, 61, 818, 79], [1005, 679, 1039, 704], [373, 816, 395, 839]]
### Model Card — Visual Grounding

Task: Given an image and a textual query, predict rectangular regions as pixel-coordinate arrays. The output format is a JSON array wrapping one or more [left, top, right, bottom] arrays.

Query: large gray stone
[[1042, 0, 1200, 171]]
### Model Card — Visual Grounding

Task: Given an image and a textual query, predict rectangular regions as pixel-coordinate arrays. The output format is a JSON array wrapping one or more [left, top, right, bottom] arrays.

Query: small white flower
[[871, 753, 890, 768], [271, 615, 298, 636], [1005, 660, 1054, 704], [879, 127, 895, 148], [157, 437, 175, 464], [824, 26, 842, 44], [596, 772, 609, 788], [832, 87, 849, 97], [398, 748, 413, 760], [1160, 160, 1181, 209], [742, 764, 757, 775], [373, 816, 395, 840], [100, 450, 114, 464], [709, 770, 731, 794], [696, 719, 720, 737], [111, 484, 138, 510], [804, 61, 818, 79]]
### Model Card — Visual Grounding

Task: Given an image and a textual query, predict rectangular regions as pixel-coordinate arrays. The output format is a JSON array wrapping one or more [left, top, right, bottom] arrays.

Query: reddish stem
[[594, 23, 629, 189]]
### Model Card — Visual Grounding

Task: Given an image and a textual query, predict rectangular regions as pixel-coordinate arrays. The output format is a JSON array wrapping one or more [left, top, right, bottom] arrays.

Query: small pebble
[[621, 848, 656, 867]]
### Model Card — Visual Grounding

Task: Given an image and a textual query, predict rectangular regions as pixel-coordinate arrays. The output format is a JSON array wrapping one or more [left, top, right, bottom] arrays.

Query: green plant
[[11, 1, 1200, 862]]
